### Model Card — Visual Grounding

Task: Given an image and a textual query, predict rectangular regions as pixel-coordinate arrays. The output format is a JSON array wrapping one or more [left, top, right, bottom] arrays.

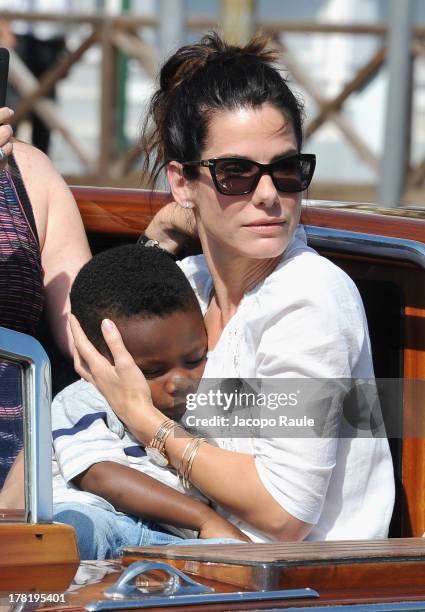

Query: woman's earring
[[182, 201, 194, 209]]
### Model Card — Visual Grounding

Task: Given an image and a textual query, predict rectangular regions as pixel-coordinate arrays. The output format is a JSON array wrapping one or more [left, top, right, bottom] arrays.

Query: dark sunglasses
[[181, 154, 316, 196]]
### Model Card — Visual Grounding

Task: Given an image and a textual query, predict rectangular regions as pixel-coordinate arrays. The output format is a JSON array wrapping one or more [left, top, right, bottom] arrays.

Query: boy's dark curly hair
[[70, 244, 201, 355]]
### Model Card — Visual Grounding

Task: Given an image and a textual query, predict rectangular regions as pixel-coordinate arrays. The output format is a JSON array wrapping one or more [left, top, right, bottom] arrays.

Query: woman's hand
[[0, 107, 14, 166], [0, 21, 16, 49], [70, 314, 160, 437], [145, 201, 200, 257]]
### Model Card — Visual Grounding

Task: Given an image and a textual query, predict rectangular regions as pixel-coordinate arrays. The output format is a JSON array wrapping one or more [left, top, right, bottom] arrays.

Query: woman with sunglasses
[[71, 33, 394, 543]]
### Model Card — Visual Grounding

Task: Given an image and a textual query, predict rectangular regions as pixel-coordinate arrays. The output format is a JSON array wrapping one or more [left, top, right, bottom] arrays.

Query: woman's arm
[[70, 316, 311, 540], [166, 441, 311, 540], [13, 141, 91, 359], [0, 450, 24, 509], [74, 461, 249, 540]]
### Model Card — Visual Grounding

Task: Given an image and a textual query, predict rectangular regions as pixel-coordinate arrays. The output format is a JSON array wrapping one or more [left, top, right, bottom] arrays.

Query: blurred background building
[[1, 0, 424, 207]]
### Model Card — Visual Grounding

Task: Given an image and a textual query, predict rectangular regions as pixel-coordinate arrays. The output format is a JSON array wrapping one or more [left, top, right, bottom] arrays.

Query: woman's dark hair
[[142, 32, 304, 187]]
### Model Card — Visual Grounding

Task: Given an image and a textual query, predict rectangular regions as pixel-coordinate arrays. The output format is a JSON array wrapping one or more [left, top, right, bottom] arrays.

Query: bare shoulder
[[12, 140, 76, 248], [12, 139, 60, 183]]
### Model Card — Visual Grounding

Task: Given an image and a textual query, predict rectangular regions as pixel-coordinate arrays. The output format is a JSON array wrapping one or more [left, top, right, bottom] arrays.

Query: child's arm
[[73, 461, 249, 541]]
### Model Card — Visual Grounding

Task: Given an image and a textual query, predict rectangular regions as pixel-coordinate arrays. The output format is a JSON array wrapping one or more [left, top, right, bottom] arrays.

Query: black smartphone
[[0, 48, 10, 108]]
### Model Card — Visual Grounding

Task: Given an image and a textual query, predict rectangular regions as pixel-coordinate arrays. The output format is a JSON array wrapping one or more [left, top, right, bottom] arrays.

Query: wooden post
[[99, 18, 118, 182], [278, 41, 379, 172], [11, 29, 98, 126], [111, 31, 159, 78], [220, 0, 256, 45], [8, 50, 95, 170]]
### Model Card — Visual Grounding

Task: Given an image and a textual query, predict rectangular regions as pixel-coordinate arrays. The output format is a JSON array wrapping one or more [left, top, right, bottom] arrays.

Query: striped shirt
[[52, 379, 204, 537]]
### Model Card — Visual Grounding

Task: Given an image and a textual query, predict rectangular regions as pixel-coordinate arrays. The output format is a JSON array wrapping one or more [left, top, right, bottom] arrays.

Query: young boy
[[52, 244, 245, 559]]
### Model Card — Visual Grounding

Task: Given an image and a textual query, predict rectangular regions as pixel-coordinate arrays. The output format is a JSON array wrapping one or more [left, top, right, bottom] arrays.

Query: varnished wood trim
[[123, 539, 425, 593], [0, 523, 79, 592], [71, 186, 425, 243], [72, 186, 168, 236]]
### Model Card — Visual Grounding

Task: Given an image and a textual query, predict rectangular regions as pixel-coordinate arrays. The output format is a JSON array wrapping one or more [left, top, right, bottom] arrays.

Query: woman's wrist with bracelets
[[146, 418, 207, 486], [145, 418, 182, 467]]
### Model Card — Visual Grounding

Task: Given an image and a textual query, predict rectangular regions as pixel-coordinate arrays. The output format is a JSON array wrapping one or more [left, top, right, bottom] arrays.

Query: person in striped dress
[[0, 106, 91, 501]]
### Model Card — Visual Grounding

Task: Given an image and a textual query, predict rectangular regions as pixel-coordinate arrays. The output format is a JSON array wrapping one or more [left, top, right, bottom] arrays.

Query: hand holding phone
[[0, 48, 13, 164]]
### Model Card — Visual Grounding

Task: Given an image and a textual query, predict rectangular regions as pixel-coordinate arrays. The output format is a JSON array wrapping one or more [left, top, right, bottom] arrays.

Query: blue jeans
[[54, 502, 242, 560]]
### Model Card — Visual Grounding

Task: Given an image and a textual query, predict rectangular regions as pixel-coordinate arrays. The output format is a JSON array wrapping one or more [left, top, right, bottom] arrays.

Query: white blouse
[[178, 226, 395, 542]]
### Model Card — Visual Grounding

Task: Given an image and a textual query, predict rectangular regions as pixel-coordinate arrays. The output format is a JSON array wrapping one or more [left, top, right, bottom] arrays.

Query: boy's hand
[[198, 510, 251, 542]]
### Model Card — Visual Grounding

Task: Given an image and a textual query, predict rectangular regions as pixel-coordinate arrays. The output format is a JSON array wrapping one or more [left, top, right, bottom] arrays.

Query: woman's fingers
[[0, 126, 13, 158], [71, 322, 95, 383], [0, 107, 14, 124], [0, 109, 14, 143], [71, 315, 153, 420], [101, 318, 134, 371], [0, 122, 13, 148], [101, 318, 153, 400], [73, 346, 94, 384], [69, 313, 95, 357], [69, 313, 106, 374], [0, 109, 14, 164]]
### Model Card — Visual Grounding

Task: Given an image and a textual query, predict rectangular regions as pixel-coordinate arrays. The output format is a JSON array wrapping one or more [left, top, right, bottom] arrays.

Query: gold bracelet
[[184, 438, 205, 488], [177, 438, 195, 487], [178, 437, 206, 489], [146, 419, 180, 467]]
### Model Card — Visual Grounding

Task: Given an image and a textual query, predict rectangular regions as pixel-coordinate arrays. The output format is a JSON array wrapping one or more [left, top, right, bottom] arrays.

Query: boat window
[[0, 326, 53, 523]]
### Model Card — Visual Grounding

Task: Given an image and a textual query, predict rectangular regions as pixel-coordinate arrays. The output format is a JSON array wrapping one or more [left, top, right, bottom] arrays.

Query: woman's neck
[[201, 237, 281, 326]]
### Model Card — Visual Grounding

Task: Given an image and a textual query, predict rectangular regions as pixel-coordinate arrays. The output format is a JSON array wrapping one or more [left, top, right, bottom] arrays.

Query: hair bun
[[159, 33, 220, 95], [159, 32, 277, 97]]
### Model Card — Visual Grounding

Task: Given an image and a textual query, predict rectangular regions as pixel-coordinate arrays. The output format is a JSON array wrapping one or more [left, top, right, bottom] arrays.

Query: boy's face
[[116, 309, 207, 421]]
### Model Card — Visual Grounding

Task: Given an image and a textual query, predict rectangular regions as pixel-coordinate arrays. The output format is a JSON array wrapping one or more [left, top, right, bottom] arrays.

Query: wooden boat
[[2, 187, 425, 610]]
